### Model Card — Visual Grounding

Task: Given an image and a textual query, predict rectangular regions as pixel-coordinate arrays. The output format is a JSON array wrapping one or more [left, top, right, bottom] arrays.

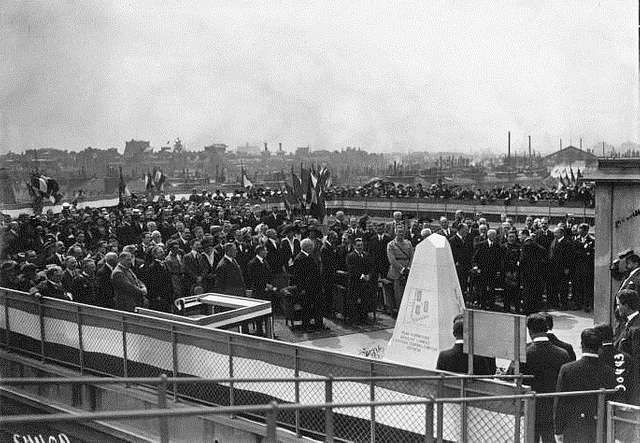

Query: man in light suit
[[386, 226, 414, 315], [111, 251, 148, 312]]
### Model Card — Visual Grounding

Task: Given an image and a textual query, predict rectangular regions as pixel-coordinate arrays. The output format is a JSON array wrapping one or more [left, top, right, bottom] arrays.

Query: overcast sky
[[1, 0, 638, 154]]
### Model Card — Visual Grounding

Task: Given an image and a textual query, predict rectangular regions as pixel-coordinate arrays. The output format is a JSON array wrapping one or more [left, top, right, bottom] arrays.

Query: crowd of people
[[245, 181, 596, 207], [0, 192, 594, 326]]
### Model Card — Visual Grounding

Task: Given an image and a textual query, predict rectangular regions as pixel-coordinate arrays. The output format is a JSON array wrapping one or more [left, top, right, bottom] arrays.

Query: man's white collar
[[532, 337, 549, 342]]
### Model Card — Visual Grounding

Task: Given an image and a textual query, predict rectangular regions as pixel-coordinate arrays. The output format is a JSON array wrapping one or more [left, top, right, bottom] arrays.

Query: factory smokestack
[[507, 131, 511, 163], [279, 142, 282, 152], [264, 142, 268, 152]]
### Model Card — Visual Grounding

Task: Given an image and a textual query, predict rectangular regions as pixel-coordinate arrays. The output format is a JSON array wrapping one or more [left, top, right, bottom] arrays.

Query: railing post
[[325, 376, 334, 442], [293, 348, 300, 437], [157, 374, 169, 443], [524, 394, 536, 443], [514, 375, 522, 443], [122, 316, 128, 380], [425, 399, 434, 443], [606, 401, 614, 443], [3, 293, 8, 350], [436, 401, 444, 443], [171, 326, 178, 401], [228, 335, 234, 416], [265, 401, 279, 443], [596, 388, 606, 443], [77, 305, 84, 374], [369, 362, 375, 443], [460, 378, 468, 443], [38, 297, 45, 361]]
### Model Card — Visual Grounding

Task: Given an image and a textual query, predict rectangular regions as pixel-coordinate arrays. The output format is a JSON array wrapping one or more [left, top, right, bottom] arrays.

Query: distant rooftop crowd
[[244, 181, 596, 207]]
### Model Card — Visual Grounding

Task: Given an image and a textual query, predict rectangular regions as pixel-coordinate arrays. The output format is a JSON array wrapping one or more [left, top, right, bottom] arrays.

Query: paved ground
[[283, 309, 594, 368]]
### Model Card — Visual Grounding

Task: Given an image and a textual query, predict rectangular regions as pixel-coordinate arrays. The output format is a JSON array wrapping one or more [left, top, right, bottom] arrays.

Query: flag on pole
[[119, 166, 131, 202], [241, 165, 253, 189], [291, 165, 304, 204], [145, 170, 154, 191]]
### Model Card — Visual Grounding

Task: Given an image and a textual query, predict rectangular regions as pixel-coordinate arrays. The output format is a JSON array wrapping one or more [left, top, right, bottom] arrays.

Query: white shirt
[[532, 337, 549, 342]]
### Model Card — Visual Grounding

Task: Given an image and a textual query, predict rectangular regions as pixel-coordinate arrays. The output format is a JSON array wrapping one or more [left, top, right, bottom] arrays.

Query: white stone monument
[[385, 234, 466, 369]]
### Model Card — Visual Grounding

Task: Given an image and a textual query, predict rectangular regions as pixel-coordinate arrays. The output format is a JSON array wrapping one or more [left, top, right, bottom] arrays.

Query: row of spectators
[[243, 181, 595, 207]]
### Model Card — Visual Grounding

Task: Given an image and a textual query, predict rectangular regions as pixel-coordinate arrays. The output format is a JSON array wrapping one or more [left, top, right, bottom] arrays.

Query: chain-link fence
[[0, 287, 531, 441], [608, 401, 640, 443]]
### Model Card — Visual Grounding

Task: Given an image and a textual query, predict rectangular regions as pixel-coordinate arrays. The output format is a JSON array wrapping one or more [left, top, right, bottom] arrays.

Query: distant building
[[295, 147, 310, 157], [124, 139, 151, 160], [204, 144, 227, 182], [543, 146, 597, 167], [236, 142, 260, 156]]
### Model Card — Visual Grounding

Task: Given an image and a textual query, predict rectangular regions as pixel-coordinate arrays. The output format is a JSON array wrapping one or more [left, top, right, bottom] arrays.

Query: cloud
[[0, 0, 637, 154]]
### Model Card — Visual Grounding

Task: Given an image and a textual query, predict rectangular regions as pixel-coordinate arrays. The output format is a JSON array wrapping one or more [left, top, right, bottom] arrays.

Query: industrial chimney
[[264, 142, 268, 152], [279, 142, 282, 152], [507, 131, 511, 163]]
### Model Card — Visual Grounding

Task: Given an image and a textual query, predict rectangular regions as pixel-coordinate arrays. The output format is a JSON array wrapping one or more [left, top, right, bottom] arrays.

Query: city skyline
[[2, 0, 638, 154]]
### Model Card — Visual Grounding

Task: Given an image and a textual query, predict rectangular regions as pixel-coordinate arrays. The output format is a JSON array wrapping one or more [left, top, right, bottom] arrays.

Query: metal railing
[[607, 401, 640, 443], [0, 375, 619, 443], [0, 373, 532, 442], [0, 286, 529, 441]]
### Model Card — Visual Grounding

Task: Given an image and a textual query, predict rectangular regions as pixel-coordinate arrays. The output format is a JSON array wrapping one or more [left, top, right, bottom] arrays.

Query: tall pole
[[560, 138, 562, 151], [602, 141, 605, 157], [579, 138, 583, 150], [528, 136, 532, 168], [507, 131, 511, 164]]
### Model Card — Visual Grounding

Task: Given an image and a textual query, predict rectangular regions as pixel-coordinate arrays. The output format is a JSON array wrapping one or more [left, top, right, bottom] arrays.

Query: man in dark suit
[[540, 312, 576, 361], [31, 266, 73, 301], [320, 230, 340, 317], [366, 223, 391, 281], [246, 245, 275, 300], [449, 224, 473, 297], [345, 238, 375, 324], [515, 313, 571, 443], [96, 252, 118, 308], [279, 226, 301, 276], [614, 289, 640, 355], [595, 323, 635, 403], [183, 240, 205, 293], [472, 229, 503, 310], [436, 216, 452, 239], [292, 238, 323, 330], [436, 317, 496, 375], [519, 232, 547, 314], [146, 245, 174, 312], [111, 251, 148, 312], [45, 241, 66, 267], [71, 258, 99, 306], [264, 229, 282, 274], [214, 242, 246, 297], [547, 227, 574, 309], [573, 223, 595, 312], [555, 328, 617, 443]]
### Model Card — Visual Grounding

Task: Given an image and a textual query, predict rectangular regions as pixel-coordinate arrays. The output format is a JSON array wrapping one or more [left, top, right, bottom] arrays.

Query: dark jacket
[[292, 251, 321, 303], [517, 340, 571, 425], [279, 237, 301, 274], [111, 263, 147, 312], [246, 256, 273, 299], [436, 342, 496, 375], [548, 332, 577, 361], [366, 233, 391, 277], [71, 273, 99, 306], [95, 263, 115, 307], [473, 239, 503, 276], [146, 259, 174, 312], [214, 256, 245, 296], [449, 233, 474, 271], [554, 356, 617, 442]]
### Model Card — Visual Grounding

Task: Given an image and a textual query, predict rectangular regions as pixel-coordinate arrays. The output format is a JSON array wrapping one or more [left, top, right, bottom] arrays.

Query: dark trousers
[[475, 272, 499, 309], [456, 266, 470, 298], [548, 271, 570, 308], [521, 277, 544, 315], [572, 268, 594, 309]]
